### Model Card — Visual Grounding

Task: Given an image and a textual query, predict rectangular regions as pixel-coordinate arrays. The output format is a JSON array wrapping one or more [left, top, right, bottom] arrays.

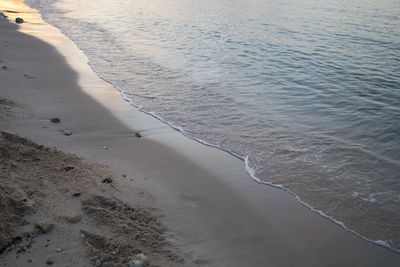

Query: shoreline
[[1, 1, 400, 266], [30, 0, 400, 254]]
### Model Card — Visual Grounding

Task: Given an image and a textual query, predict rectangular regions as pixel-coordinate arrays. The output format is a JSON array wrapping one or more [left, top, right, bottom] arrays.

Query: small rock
[[62, 214, 82, 224], [128, 254, 148, 267], [55, 248, 63, 253], [15, 17, 24, 24], [72, 191, 81, 197], [63, 130, 72, 136], [103, 145, 108, 150], [134, 132, 142, 138], [46, 260, 54, 265], [27, 259, 32, 263], [62, 166, 74, 171], [1, 66, 7, 70], [101, 262, 119, 267], [35, 222, 55, 234], [101, 177, 113, 184], [50, 117, 60, 123], [122, 174, 127, 178], [0, 12, 8, 18]]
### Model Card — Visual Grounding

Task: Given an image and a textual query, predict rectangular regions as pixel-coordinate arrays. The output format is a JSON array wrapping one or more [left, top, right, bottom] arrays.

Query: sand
[[1, 1, 400, 266], [0, 131, 182, 267]]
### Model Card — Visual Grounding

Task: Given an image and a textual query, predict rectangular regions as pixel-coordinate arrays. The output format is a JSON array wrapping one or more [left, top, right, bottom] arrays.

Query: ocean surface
[[27, 0, 400, 251]]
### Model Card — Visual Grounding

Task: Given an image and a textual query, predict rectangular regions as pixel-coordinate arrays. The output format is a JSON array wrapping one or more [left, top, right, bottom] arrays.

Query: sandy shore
[[1, 1, 400, 266]]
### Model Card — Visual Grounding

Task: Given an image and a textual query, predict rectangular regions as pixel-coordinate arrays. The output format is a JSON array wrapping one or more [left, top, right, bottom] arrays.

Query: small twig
[[110, 183, 120, 191]]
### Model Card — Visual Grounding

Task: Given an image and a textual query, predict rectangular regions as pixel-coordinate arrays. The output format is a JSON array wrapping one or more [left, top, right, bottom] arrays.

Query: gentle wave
[[27, 0, 400, 252]]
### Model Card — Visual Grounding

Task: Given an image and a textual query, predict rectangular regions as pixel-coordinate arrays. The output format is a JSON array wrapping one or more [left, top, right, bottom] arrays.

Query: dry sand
[[1, 1, 400, 266], [0, 131, 182, 267]]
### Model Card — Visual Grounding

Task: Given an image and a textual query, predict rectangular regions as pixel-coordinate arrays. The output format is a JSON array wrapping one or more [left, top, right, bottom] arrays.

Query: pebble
[[15, 17, 24, 24], [72, 191, 81, 197], [55, 248, 63, 253], [63, 130, 72, 136], [46, 260, 54, 265], [35, 222, 55, 234], [50, 117, 60, 123], [62, 214, 82, 224], [101, 177, 113, 184], [62, 166, 74, 171]]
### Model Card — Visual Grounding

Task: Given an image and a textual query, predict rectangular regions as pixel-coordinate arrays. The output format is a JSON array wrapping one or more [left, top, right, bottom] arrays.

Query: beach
[[1, 1, 400, 266]]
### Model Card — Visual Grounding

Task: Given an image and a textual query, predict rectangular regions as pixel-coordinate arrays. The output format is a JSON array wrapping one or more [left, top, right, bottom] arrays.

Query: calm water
[[28, 0, 400, 250]]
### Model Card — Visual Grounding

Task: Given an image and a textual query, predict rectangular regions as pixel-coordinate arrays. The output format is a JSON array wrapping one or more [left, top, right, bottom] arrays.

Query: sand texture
[[0, 131, 182, 267]]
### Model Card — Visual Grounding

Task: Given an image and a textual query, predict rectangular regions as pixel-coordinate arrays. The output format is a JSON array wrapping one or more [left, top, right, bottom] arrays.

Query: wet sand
[[1, 1, 400, 266]]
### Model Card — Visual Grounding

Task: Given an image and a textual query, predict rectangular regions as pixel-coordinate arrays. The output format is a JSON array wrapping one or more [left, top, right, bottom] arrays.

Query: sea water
[[27, 0, 400, 251]]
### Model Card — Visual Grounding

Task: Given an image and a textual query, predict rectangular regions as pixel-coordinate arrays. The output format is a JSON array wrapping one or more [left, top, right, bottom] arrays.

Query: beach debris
[[15, 17, 24, 24], [72, 191, 81, 197], [101, 177, 113, 184], [55, 248, 63, 252], [23, 74, 34, 79], [62, 166, 74, 171], [127, 254, 149, 267], [62, 213, 82, 224], [35, 222, 55, 234], [134, 132, 142, 138], [1, 66, 8, 70], [46, 259, 54, 265], [50, 117, 60, 123], [63, 130, 72, 136]]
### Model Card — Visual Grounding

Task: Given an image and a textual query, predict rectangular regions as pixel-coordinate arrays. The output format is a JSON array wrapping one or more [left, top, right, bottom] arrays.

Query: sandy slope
[[0, 131, 182, 267]]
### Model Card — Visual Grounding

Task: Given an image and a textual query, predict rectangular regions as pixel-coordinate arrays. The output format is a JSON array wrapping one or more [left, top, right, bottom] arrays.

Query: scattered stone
[[101, 177, 113, 184], [46, 260, 54, 265], [134, 132, 142, 138], [63, 130, 72, 136], [127, 254, 148, 267], [55, 248, 63, 253], [62, 213, 82, 224], [15, 17, 24, 24], [50, 117, 60, 123], [35, 222, 55, 234], [72, 191, 81, 197], [62, 166, 74, 171]]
